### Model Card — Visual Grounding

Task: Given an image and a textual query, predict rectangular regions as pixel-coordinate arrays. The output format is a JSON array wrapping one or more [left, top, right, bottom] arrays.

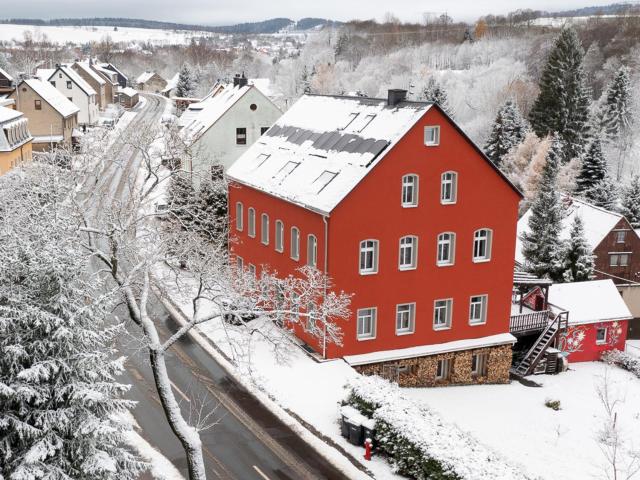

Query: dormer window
[[341, 112, 359, 130], [424, 126, 440, 146]]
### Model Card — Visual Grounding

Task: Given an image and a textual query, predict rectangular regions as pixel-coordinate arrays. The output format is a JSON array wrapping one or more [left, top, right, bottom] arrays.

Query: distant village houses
[[136, 71, 167, 93]]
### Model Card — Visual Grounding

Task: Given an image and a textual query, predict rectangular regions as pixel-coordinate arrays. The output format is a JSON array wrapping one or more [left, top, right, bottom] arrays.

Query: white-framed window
[[235, 202, 243, 231], [247, 208, 256, 238], [440, 171, 457, 204], [275, 220, 284, 252], [615, 230, 626, 243], [401, 174, 419, 207], [236, 256, 244, 270], [359, 239, 379, 274], [469, 295, 488, 325], [596, 327, 607, 345], [248, 264, 256, 276], [396, 303, 416, 334], [357, 307, 377, 340], [433, 299, 453, 330], [437, 232, 455, 266], [610, 253, 630, 267], [473, 229, 493, 262], [307, 234, 317, 267], [435, 358, 451, 380], [471, 353, 488, 377], [424, 125, 440, 146], [261, 214, 269, 245], [291, 227, 300, 260], [399, 235, 418, 270]]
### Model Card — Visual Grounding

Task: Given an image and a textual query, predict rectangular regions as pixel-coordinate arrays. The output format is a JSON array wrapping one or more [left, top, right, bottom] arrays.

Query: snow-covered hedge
[[602, 349, 640, 378], [346, 375, 532, 480]]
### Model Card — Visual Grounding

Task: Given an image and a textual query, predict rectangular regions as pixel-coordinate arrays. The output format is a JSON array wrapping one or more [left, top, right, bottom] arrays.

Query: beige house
[[72, 61, 107, 109], [0, 106, 32, 175], [10, 79, 79, 152], [91, 62, 119, 104], [136, 71, 167, 93]]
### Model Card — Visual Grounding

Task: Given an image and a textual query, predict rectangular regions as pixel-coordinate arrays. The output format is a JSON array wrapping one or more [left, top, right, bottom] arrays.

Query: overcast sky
[[2, 1, 612, 24]]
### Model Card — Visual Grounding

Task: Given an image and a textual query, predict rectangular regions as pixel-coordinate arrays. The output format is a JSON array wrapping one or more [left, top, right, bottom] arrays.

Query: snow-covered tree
[[600, 66, 632, 143], [528, 27, 591, 163], [196, 174, 228, 243], [576, 139, 607, 195], [175, 64, 197, 98], [0, 164, 145, 480], [587, 174, 618, 211], [484, 100, 528, 167], [619, 175, 640, 228], [560, 216, 594, 282], [521, 134, 565, 279], [168, 171, 198, 230], [422, 77, 453, 117]]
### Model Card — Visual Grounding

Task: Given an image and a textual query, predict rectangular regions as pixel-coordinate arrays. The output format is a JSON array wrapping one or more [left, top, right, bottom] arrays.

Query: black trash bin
[[340, 414, 350, 438], [362, 421, 376, 448], [348, 421, 364, 446]]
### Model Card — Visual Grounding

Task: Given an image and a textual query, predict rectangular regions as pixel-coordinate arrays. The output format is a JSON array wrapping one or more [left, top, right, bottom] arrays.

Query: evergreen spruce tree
[[196, 175, 228, 243], [560, 216, 595, 282], [619, 175, 640, 228], [422, 77, 453, 117], [484, 100, 528, 167], [175, 64, 196, 98], [521, 134, 565, 279], [587, 174, 618, 211], [528, 26, 591, 163], [168, 172, 197, 230], [600, 66, 632, 143], [575, 139, 607, 195]]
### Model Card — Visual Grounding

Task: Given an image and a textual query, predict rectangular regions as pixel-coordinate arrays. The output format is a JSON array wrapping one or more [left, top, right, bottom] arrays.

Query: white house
[[180, 75, 282, 184], [39, 65, 99, 126]]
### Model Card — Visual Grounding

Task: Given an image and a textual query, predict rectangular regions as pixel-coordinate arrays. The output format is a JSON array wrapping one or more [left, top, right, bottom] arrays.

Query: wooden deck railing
[[509, 310, 551, 335]]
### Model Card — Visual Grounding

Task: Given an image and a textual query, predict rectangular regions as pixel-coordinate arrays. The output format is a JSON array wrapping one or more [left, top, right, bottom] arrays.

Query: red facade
[[564, 321, 628, 362], [229, 106, 521, 359]]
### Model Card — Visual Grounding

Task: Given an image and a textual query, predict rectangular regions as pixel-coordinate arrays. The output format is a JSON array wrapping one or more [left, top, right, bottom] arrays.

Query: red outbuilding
[[226, 91, 523, 386]]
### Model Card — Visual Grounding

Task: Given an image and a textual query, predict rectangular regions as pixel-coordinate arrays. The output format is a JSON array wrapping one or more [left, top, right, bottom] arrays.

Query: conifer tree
[[175, 64, 196, 98], [528, 27, 591, 163], [196, 174, 228, 243], [422, 77, 453, 117], [619, 175, 640, 228], [168, 172, 198, 230], [560, 215, 594, 282], [484, 100, 528, 167], [575, 139, 607, 195], [522, 134, 565, 279], [587, 174, 618, 211], [600, 66, 632, 143]]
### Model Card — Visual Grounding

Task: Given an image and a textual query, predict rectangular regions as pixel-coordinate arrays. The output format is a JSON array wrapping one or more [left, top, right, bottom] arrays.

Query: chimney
[[233, 73, 248, 88], [387, 89, 407, 107]]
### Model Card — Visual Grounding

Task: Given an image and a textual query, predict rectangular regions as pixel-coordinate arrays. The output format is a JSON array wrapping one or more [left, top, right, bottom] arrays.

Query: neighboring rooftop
[[0, 106, 31, 152], [163, 72, 179, 93], [0, 105, 22, 123], [226, 94, 434, 214], [516, 196, 624, 264], [42, 66, 97, 96], [119, 87, 138, 97], [100, 63, 128, 81], [136, 71, 158, 84], [0, 67, 13, 81], [73, 61, 106, 85], [548, 279, 632, 326], [22, 78, 80, 117]]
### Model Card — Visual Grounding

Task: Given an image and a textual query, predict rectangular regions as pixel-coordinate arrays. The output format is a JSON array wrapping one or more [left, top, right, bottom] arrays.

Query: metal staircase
[[512, 311, 568, 376]]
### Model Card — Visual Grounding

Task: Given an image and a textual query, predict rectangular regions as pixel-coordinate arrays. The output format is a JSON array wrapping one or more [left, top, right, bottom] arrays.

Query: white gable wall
[[49, 70, 98, 125], [189, 87, 282, 186]]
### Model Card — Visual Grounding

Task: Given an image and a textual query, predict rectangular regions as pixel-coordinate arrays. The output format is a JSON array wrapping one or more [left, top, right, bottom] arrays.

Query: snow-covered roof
[[181, 84, 253, 141], [0, 105, 21, 123], [119, 87, 138, 97], [73, 61, 106, 85], [162, 72, 179, 93], [0, 108, 30, 152], [23, 78, 79, 118], [249, 78, 278, 98], [45, 66, 97, 97], [226, 94, 433, 215], [100, 63, 128, 81], [93, 64, 118, 83], [136, 71, 159, 84], [32, 134, 64, 144], [343, 333, 516, 366], [0, 67, 13, 82], [516, 196, 623, 264], [548, 279, 632, 326], [35, 68, 55, 82]]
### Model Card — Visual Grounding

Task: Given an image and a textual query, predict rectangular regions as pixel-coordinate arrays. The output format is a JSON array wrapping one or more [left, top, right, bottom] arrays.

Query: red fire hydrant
[[364, 438, 372, 461]]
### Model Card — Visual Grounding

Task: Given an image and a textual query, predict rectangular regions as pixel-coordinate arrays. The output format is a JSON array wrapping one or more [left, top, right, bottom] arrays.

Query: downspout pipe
[[322, 214, 329, 360]]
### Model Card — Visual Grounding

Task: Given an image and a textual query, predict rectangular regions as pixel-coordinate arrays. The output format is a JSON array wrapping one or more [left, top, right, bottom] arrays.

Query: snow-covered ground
[[0, 24, 220, 46], [627, 340, 640, 358], [405, 363, 640, 480]]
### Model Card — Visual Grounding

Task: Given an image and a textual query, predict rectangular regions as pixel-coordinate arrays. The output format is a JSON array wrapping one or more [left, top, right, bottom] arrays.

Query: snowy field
[[0, 24, 219, 46], [405, 362, 640, 480]]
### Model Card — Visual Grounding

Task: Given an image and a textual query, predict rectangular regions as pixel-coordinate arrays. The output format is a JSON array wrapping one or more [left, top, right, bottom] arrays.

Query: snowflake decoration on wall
[[558, 326, 587, 353]]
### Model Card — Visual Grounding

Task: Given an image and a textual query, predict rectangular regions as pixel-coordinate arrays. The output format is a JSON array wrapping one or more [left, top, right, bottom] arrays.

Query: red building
[[226, 91, 523, 386]]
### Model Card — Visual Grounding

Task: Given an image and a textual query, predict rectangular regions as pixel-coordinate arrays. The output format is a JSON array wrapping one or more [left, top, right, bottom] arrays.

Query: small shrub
[[544, 399, 561, 411]]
